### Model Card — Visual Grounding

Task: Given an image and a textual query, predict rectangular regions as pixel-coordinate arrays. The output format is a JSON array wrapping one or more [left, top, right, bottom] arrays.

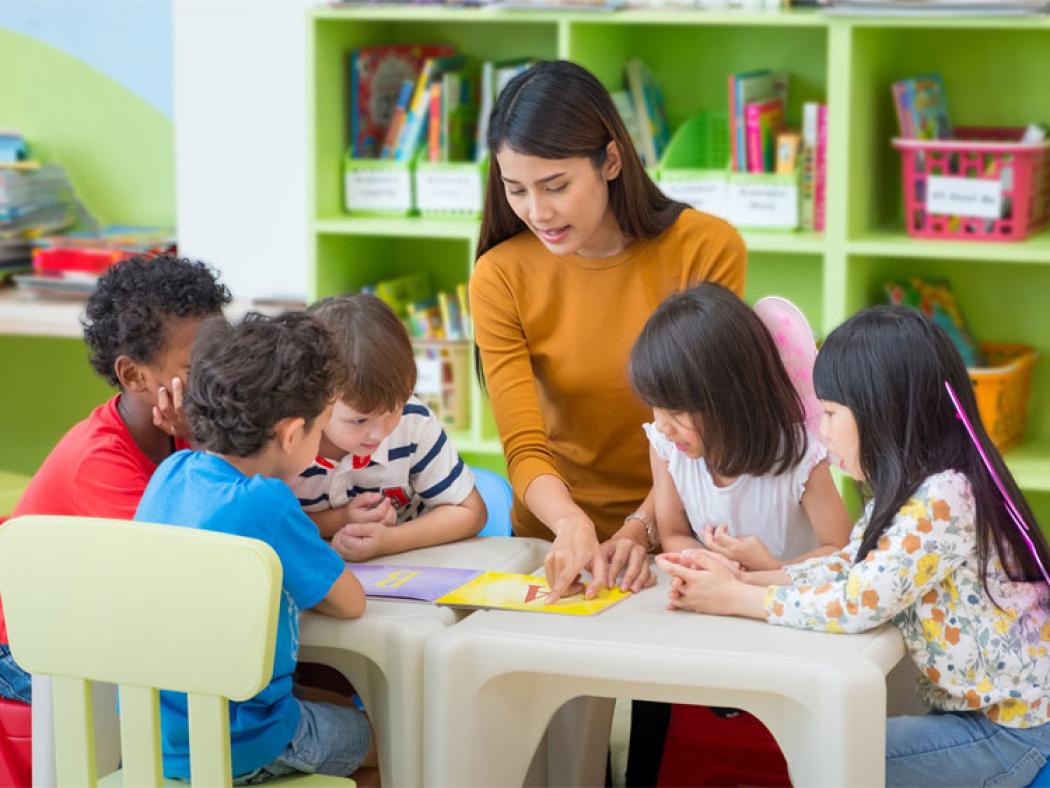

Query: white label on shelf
[[417, 170, 483, 213], [729, 182, 798, 228], [415, 358, 443, 396], [925, 176, 1002, 220], [658, 179, 731, 220], [344, 169, 412, 212]]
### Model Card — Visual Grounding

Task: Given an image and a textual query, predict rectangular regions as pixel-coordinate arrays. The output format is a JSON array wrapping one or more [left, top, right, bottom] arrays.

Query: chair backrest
[[472, 468, 514, 538], [0, 515, 283, 787]]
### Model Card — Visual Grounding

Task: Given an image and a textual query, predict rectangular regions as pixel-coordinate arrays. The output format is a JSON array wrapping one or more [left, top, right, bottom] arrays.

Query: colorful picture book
[[891, 73, 952, 141], [348, 565, 630, 616], [348, 44, 456, 159], [434, 571, 631, 616], [347, 563, 481, 602]]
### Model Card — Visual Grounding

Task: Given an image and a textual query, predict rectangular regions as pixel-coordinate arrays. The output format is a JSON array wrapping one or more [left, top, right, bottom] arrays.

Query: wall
[[174, 0, 315, 300]]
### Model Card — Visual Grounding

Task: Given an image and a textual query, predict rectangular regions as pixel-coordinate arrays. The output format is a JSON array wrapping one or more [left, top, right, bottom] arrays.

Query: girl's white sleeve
[[642, 422, 673, 462]]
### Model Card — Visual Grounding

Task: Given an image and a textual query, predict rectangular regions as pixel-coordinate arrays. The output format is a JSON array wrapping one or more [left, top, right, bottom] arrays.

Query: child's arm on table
[[312, 565, 367, 619], [792, 459, 852, 561], [651, 447, 704, 554], [332, 489, 485, 560], [308, 503, 352, 539]]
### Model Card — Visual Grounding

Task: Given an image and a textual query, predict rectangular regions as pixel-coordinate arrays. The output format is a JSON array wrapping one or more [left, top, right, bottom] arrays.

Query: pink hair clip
[[945, 381, 1050, 587]]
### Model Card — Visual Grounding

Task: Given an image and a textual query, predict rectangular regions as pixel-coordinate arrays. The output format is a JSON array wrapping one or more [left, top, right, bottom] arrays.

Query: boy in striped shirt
[[292, 293, 486, 561]]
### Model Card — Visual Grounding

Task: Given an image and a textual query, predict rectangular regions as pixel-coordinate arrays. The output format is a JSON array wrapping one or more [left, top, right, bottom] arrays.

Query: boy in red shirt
[[0, 254, 230, 703]]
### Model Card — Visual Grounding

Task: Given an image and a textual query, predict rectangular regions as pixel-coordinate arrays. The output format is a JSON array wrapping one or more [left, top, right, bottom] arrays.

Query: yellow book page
[[434, 571, 630, 616]]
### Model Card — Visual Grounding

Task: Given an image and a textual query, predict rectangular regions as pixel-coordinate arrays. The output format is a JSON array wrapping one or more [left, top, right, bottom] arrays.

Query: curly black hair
[[82, 254, 231, 387], [185, 312, 347, 457]]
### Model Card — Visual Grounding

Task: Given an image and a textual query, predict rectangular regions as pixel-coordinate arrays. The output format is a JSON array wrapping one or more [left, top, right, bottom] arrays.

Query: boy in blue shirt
[[135, 312, 376, 784]]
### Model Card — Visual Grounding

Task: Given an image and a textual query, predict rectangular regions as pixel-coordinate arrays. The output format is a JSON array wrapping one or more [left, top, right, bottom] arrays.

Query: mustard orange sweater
[[470, 209, 747, 541]]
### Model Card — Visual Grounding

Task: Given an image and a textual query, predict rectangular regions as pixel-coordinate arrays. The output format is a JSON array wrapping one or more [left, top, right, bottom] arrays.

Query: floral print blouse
[[765, 470, 1050, 728]]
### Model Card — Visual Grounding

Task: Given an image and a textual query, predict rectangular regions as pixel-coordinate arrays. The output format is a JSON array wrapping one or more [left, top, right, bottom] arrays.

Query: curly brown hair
[[185, 312, 347, 456]]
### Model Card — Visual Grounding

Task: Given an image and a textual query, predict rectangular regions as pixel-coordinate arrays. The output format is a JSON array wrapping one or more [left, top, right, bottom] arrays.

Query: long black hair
[[629, 283, 807, 478], [476, 59, 687, 260], [814, 305, 1049, 594], [473, 60, 688, 385]]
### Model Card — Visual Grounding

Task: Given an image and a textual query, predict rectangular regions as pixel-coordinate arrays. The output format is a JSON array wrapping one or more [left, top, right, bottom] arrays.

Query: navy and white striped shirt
[[291, 397, 474, 524]]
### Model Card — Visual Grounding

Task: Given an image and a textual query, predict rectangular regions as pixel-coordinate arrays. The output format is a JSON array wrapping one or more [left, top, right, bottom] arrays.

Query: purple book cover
[[346, 564, 481, 602]]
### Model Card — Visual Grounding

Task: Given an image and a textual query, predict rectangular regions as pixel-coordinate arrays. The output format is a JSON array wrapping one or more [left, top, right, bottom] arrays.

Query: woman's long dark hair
[[814, 305, 1049, 596], [473, 60, 689, 384], [629, 283, 807, 478], [475, 59, 687, 260]]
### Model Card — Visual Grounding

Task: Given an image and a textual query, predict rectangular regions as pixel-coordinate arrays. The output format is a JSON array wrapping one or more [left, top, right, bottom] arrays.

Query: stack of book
[[727, 71, 827, 231], [348, 45, 537, 164], [13, 226, 175, 300]]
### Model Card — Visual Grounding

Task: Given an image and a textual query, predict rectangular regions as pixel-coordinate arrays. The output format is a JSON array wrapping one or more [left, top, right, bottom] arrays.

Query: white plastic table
[[298, 535, 549, 788], [423, 568, 906, 788]]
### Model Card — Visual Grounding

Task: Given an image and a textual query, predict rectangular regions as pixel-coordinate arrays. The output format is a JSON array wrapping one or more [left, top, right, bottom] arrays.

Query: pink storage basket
[[893, 127, 1050, 242]]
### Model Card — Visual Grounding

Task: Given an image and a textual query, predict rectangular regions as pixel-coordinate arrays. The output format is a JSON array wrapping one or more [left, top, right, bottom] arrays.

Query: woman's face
[[495, 143, 624, 258]]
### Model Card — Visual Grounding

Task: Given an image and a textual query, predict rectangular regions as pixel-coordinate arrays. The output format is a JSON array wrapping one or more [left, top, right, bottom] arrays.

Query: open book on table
[[347, 564, 630, 616]]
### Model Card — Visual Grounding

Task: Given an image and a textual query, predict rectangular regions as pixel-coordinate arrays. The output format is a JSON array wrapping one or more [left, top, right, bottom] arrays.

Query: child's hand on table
[[332, 518, 392, 561], [699, 524, 780, 571], [656, 551, 748, 615]]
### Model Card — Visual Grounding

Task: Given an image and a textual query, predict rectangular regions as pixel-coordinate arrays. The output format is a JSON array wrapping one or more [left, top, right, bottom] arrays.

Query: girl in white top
[[629, 283, 851, 570]]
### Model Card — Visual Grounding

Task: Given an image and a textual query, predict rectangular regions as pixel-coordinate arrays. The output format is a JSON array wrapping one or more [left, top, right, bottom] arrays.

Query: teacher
[[470, 60, 746, 603]]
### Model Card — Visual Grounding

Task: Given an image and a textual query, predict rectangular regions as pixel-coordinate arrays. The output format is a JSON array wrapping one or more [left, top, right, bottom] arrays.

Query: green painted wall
[[0, 29, 174, 476]]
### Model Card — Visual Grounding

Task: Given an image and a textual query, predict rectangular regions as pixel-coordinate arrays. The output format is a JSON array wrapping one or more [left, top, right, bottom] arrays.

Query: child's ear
[[114, 355, 147, 393], [274, 416, 306, 454], [603, 140, 623, 181]]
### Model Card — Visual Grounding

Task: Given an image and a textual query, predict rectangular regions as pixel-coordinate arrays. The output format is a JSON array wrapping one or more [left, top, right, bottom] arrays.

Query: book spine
[[800, 102, 819, 230], [348, 51, 359, 157], [428, 82, 442, 163], [814, 104, 828, 232], [745, 103, 765, 174], [394, 60, 435, 162], [727, 74, 739, 173], [760, 103, 783, 172], [775, 132, 800, 175], [626, 60, 656, 167], [891, 81, 914, 139], [380, 80, 414, 160], [456, 282, 471, 337]]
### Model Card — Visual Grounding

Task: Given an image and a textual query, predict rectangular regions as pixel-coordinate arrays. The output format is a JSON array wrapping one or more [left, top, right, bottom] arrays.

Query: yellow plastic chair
[[0, 515, 353, 787]]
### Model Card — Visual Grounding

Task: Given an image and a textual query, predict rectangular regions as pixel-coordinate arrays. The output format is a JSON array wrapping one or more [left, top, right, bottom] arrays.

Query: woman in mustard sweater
[[470, 60, 747, 602]]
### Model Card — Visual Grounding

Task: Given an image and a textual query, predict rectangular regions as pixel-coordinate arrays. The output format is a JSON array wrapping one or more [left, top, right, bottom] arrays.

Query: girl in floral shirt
[[657, 306, 1050, 786]]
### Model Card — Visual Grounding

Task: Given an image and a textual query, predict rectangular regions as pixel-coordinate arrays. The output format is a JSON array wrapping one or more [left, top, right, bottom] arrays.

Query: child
[[292, 293, 486, 561], [657, 306, 1050, 786], [0, 254, 230, 704], [135, 312, 377, 784], [628, 282, 852, 571]]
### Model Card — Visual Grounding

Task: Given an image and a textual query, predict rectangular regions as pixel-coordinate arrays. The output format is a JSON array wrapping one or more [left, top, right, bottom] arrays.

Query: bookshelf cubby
[[308, 8, 1050, 527]]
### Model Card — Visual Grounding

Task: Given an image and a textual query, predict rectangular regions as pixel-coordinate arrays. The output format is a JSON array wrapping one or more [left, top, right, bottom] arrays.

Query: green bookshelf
[[307, 9, 1050, 525]]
